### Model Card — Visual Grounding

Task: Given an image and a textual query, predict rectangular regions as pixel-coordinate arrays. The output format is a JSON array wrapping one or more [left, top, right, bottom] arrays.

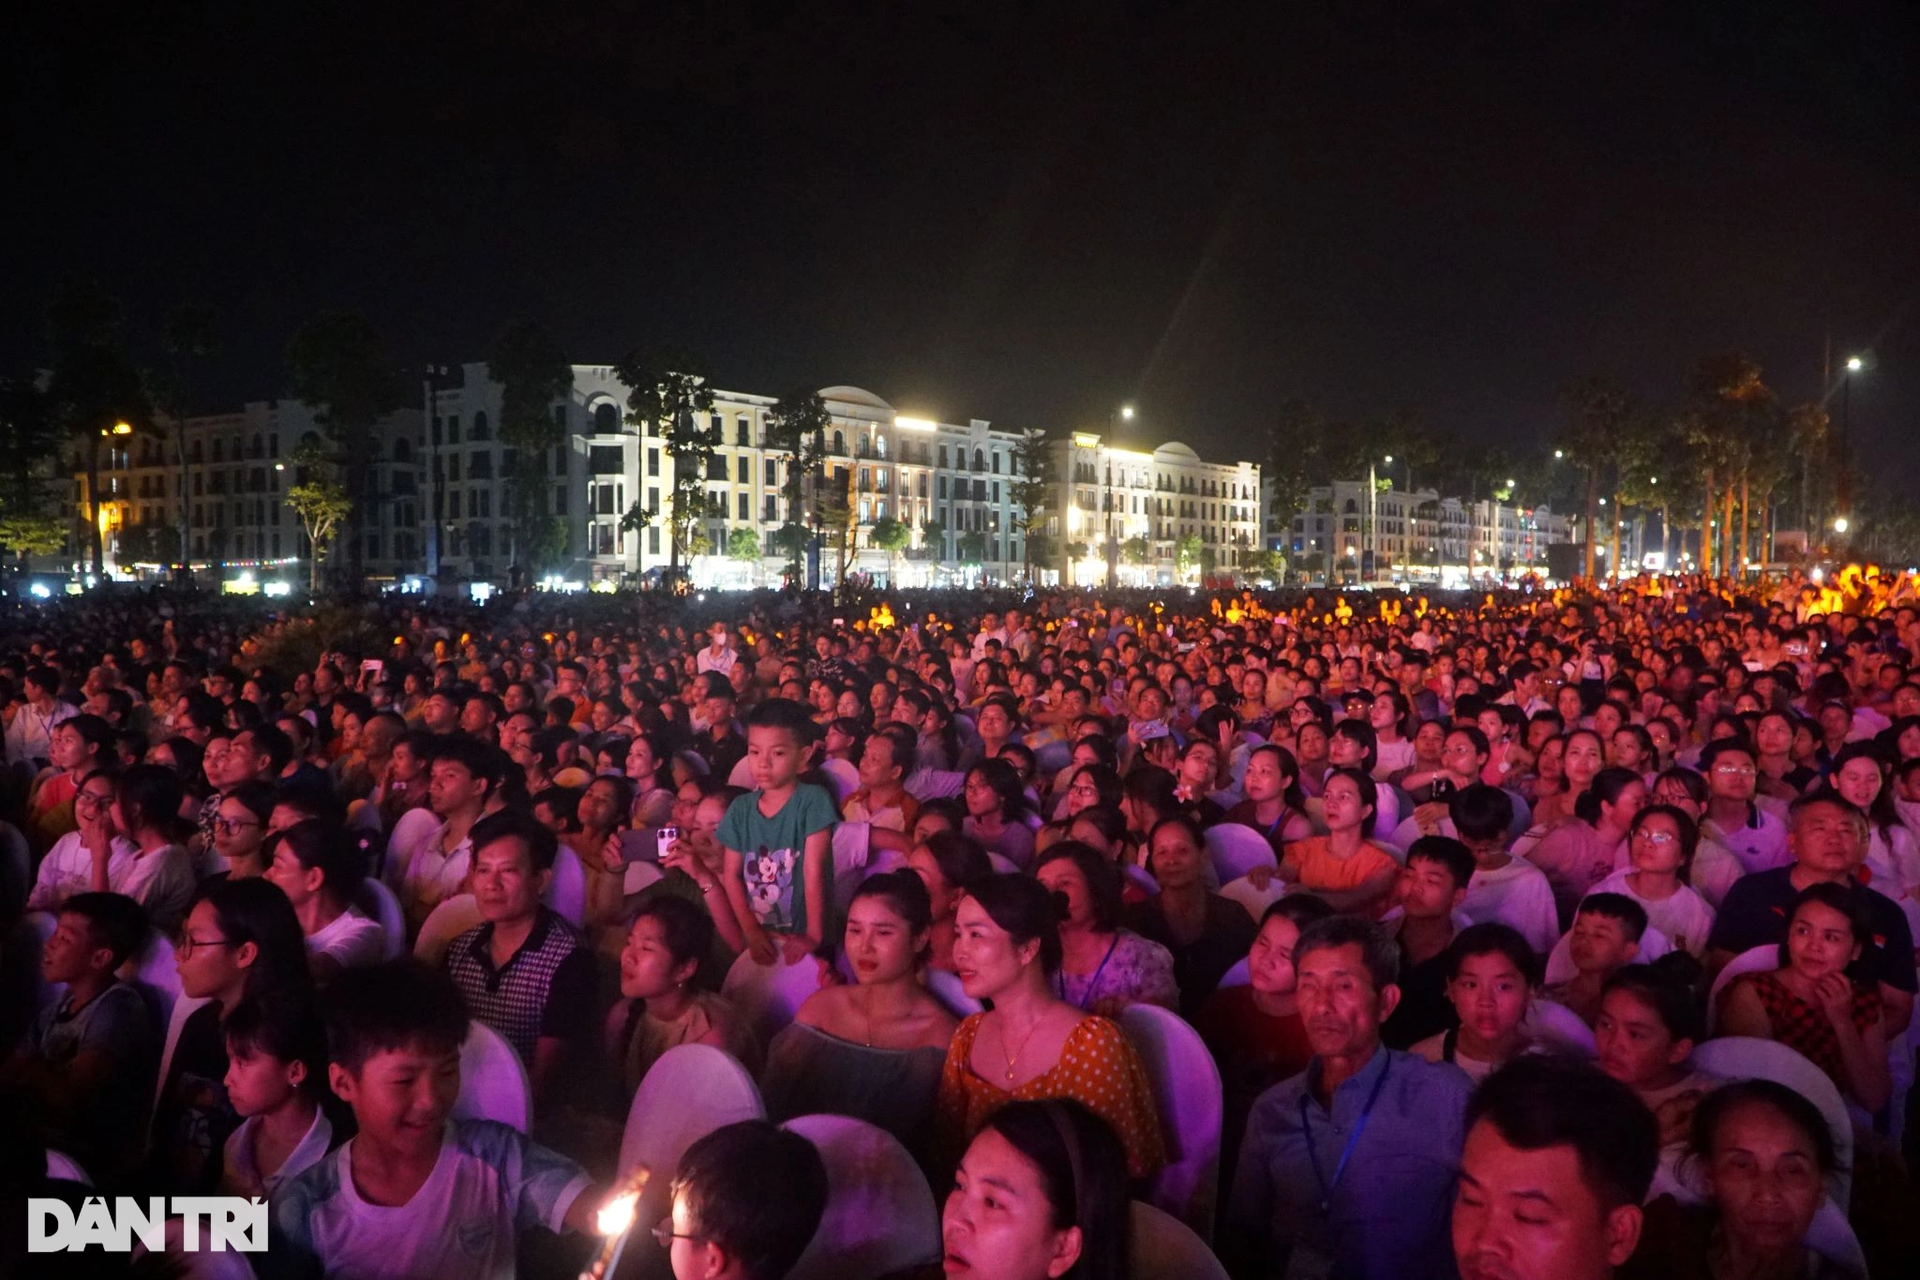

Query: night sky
[[7, 2, 1917, 476]]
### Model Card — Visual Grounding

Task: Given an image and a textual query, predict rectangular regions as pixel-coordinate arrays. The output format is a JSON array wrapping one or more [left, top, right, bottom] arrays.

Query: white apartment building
[[1042, 434, 1261, 586], [1276, 479, 1570, 584], [423, 367, 1028, 586], [76, 400, 424, 582]]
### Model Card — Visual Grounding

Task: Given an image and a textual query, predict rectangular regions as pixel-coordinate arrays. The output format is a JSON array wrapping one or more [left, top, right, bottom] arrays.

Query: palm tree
[[1557, 376, 1633, 580]]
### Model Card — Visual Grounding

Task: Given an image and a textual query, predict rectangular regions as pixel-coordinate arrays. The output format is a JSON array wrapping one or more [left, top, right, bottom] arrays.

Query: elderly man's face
[[1296, 940, 1396, 1063]]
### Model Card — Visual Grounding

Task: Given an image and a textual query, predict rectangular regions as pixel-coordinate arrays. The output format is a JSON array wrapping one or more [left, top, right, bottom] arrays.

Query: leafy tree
[[1556, 375, 1634, 580], [726, 525, 763, 562], [0, 513, 67, 561], [490, 320, 574, 577], [764, 388, 831, 585], [771, 522, 811, 578], [286, 311, 404, 585], [815, 466, 856, 589], [0, 377, 62, 561], [1786, 403, 1831, 541], [45, 279, 152, 576], [152, 303, 219, 568], [524, 516, 570, 574], [285, 443, 353, 592], [1122, 535, 1150, 566], [869, 514, 911, 584], [1376, 410, 1437, 493], [956, 529, 988, 566], [1175, 533, 1204, 582], [1064, 539, 1090, 583], [1266, 399, 1323, 531], [919, 516, 947, 564], [615, 353, 718, 575], [1684, 352, 1773, 577], [1244, 548, 1285, 580], [1008, 429, 1054, 582]]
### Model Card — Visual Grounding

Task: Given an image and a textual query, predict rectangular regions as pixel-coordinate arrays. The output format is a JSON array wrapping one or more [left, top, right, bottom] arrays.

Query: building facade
[[76, 400, 424, 583], [1041, 434, 1262, 586], [422, 368, 1031, 586], [1275, 479, 1572, 584]]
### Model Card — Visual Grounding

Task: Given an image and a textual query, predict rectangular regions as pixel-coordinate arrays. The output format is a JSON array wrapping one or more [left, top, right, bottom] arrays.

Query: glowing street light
[[1120, 405, 1135, 420], [1834, 516, 1850, 534], [1847, 356, 1864, 373], [1553, 449, 1564, 459]]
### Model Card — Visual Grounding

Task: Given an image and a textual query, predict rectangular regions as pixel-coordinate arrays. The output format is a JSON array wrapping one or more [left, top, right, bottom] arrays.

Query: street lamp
[[1837, 354, 1866, 526], [1553, 449, 1564, 459], [1834, 516, 1850, 535]]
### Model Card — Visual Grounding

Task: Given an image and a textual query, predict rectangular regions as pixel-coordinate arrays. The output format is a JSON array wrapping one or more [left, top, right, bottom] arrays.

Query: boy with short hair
[[1, 890, 155, 1177], [663, 1120, 830, 1280], [708, 699, 836, 966], [1451, 784, 1560, 957], [1549, 894, 1647, 1026], [275, 961, 604, 1278], [1383, 836, 1474, 1049]]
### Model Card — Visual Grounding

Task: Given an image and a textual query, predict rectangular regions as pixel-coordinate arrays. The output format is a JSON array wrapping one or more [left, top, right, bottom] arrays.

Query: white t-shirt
[[1462, 856, 1561, 957], [1589, 869, 1716, 956], [1685, 836, 1743, 911], [113, 843, 199, 936], [1704, 805, 1790, 876], [25, 830, 138, 913], [1373, 738, 1417, 781], [307, 906, 388, 971], [275, 1119, 590, 1280], [694, 645, 737, 674], [401, 820, 474, 919], [384, 806, 441, 891]]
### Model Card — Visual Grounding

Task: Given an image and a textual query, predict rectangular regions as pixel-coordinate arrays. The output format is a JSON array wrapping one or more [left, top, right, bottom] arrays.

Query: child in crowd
[[1, 891, 155, 1180], [1194, 894, 1334, 1195], [275, 961, 607, 1278], [1410, 922, 1540, 1083], [1593, 963, 1715, 1151], [1548, 893, 1648, 1026], [1382, 836, 1475, 1048], [708, 699, 837, 965], [662, 1120, 829, 1280], [1589, 804, 1716, 956], [220, 987, 335, 1200], [1450, 784, 1560, 956]]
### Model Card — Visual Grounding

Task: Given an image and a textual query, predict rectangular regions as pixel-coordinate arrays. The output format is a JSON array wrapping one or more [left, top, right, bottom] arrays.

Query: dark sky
[[7, 1, 1917, 475]]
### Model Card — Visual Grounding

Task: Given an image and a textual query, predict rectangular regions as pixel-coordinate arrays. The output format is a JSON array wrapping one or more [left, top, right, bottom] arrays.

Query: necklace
[[997, 1010, 1044, 1082]]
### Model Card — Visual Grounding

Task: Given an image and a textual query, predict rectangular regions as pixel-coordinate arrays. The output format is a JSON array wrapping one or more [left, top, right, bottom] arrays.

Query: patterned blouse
[[1741, 971, 1883, 1096], [933, 1013, 1166, 1179], [1054, 929, 1179, 1019]]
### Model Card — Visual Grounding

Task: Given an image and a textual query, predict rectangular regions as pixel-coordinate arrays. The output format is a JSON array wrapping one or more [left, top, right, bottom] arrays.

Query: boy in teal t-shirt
[[713, 699, 837, 965]]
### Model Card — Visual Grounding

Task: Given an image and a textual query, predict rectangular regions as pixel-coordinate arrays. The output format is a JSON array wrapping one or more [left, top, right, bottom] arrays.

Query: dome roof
[[818, 386, 895, 412], [1153, 441, 1200, 462]]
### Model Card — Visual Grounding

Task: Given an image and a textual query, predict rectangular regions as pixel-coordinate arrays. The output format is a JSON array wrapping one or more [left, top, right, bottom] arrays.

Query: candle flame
[[597, 1191, 639, 1237]]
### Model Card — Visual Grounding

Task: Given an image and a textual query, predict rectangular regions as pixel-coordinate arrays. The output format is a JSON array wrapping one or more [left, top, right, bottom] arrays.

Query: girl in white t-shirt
[[264, 822, 387, 980], [1590, 805, 1715, 956]]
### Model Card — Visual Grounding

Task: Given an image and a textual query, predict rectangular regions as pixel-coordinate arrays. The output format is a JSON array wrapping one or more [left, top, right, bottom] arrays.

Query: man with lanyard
[[6, 666, 76, 773], [1224, 915, 1471, 1279]]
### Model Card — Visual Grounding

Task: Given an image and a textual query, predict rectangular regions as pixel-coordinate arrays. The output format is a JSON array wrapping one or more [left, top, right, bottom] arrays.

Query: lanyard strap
[[1300, 1054, 1392, 1214], [1057, 935, 1119, 1010]]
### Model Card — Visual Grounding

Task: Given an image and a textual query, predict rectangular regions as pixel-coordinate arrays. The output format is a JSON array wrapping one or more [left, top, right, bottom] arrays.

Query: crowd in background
[[1, 575, 1917, 1279]]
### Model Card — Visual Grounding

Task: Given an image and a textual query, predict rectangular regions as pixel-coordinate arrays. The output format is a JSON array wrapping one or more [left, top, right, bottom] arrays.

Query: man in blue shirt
[[1225, 914, 1472, 1279]]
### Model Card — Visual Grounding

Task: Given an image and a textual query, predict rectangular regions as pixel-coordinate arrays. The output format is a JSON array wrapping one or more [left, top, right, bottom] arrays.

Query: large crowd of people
[[2, 573, 1917, 1278]]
